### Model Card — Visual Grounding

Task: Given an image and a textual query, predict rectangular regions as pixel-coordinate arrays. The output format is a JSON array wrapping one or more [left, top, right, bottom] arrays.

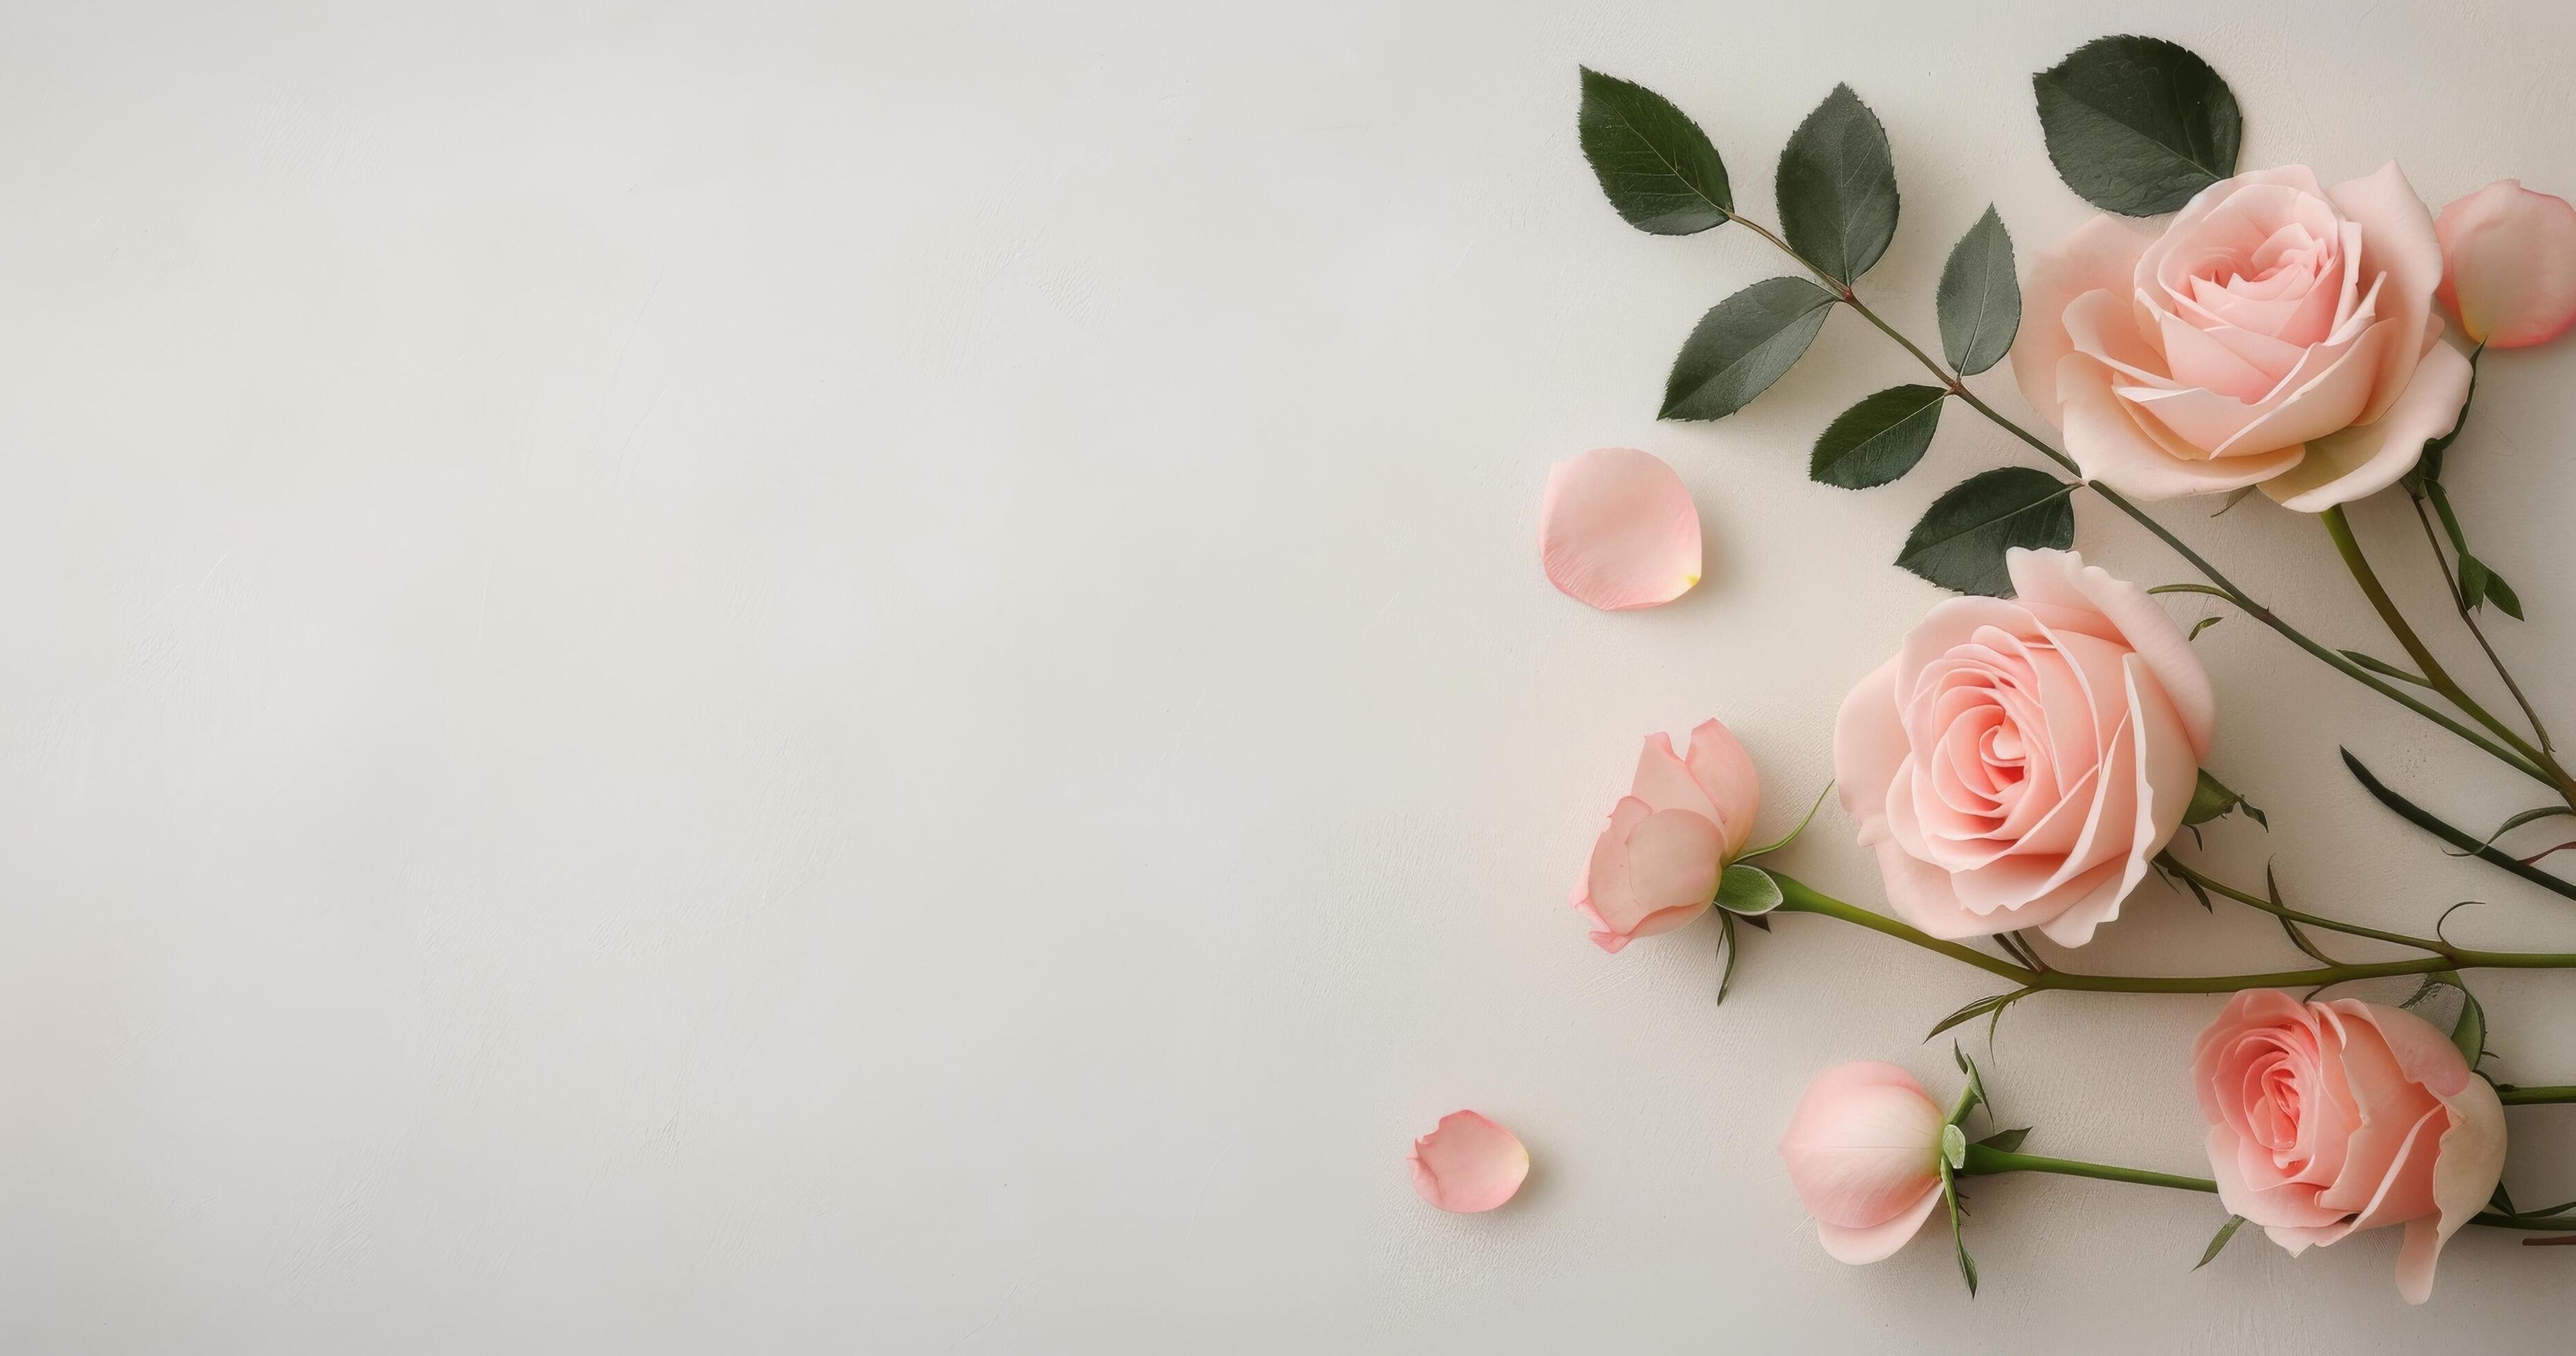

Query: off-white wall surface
[[6, 1, 2576, 1350]]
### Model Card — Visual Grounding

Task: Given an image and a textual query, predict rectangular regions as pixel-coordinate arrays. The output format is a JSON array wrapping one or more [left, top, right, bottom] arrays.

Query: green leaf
[[2339, 649, 2431, 688], [1941, 1124, 1968, 1171], [1715, 863, 1784, 915], [1974, 1126, 2031, 1153], [1660, 277, 1837, 420], [2448, 805, 2575, 858], [1576, 68, 1734, 235], [1715, 910, 1740, 1005], [2187, 616, 2222, 641], [1776, 83, 1899, 284], [1926, 988, 2035, 1041], [1937, 207, 2021, 376], [2486, 569, 2525, 621], [2449, 973, 2488, 1070], [1810, 384, 1947, 488], [2032, 35, 2241, 216], [2194, 1215, 2247, 1270], [2181, 769, 2238, 825], [1951, 1043, 1988, 1122], [1942, 1164, 1978, 1297], [1895, 468, 2077, 596]]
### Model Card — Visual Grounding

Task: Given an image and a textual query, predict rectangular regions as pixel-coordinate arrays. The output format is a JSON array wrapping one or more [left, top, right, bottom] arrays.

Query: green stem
[[1960, 1143, 2213, 1193], [1957, 1144, 2576, 1232], [1717, 211, 2557, 787], [1765, 870, 2576, 995], [2155, 854, 2450, 956], [2501, 1085, 2576, 1106], [2411, 492, 2556, 754], [2319, 506, 2566, 803]]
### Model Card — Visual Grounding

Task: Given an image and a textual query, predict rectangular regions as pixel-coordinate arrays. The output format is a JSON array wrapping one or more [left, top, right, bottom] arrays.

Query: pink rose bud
[[2435, 179, 2576, 349], [1572, 718, 1759, 953], [2193, 991, 2506, 1303], [1832, 549, 2214, 945], [2008, 164, 2473, 511], [1777, 1061, 1948, 1263]]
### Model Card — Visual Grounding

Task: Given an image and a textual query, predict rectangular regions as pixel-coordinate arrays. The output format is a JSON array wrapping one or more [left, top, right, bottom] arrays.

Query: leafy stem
[[2410, 491, 2555, 755], [1764, 869, 2576, 995], [2320, 504, 2575, 808], [2153, 853, 2451, 957]]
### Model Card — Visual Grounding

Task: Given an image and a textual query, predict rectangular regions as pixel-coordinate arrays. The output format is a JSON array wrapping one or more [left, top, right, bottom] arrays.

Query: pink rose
[[1572, 718, 1757, 953], [1832, 548, 2213, 944], [1777, 1061, 1946, 1263], [2193, 991, 2506, 1303], [2010, 164, 2474, 511], [2436, 179, 2576, 349]]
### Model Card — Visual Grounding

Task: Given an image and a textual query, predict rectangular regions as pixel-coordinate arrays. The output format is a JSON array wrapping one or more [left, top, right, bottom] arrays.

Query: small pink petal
[[1409, 1110, 1529, 1213], [1539, 448, 1702, 611], [2436, 179, 2576, 348], [1816, 1183, 1943, 1265]]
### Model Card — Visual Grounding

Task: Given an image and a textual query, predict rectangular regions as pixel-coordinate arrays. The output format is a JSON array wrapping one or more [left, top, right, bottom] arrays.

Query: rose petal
[[1539, 447, 1702, 611], [2436, 179, 2576, 348], [2010, 215, 2153, 425], [1410, 1110, 1529, 1213], [2326, 163, 2445, 425], [1816, 1184, 1943, 1265], [1832, 657, 1906, 845], [2005, 548, 2215, 759], [2059, 355, 2303, 500], [2258, 336, 2472, 511], [1680, 718, 1760, 858]]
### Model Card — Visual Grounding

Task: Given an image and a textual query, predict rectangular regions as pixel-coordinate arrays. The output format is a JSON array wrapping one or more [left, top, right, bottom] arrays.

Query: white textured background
[[6, 1, 2576, 1350]]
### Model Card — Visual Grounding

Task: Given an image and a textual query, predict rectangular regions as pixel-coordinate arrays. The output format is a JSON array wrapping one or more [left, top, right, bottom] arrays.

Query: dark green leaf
[[1715, 910, 1740, 1005], [2449, 805, 2575, 858], [1660, 277, 1837, 420], [1937, 207, 2021, 375], [2194, 1215, 2247, 1270], [1715, 863, 1784, 915], [1974, 1127, 2031, 1153], [1776, 84, 1899, 284], [2182, 769, 2239, 825], [1811, 384, 1946, 488], [1576, 68, 1734, 235], [2187, 616, 2221, 641], [2032, 35, 2241, 215], [1896, 468, 2077, 596]]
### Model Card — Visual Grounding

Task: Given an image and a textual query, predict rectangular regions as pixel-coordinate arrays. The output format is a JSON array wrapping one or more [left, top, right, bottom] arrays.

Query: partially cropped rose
[[2193, 990, 2505, 1303], [2011, 165, 2474, 511], [1778, 1061, 1945, 1264], [1833, 548, 2213, 944], [1572, 718, 1757, 953], [2436, 179, 2576, 349]]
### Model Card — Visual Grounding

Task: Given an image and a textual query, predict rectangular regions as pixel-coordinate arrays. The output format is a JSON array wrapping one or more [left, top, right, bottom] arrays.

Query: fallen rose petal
[[1539, 447, 1702, 611], [1409, 1110, 1529, 1213], [2436, 179, 2576, 348]]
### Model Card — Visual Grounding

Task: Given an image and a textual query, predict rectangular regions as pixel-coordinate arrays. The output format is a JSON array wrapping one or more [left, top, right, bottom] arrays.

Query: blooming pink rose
[[1572, 717, 1758, 953], [2011, 164, 2474, 511], [1833, 548, 2213, 944], [1778, 1061, 1946, 1264], [2193, 990, 2506, 1303], [2436, 179, 2576, 349]]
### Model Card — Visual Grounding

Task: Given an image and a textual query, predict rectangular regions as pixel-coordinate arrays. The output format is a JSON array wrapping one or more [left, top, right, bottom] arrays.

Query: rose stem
[[2500, 1085, 2576, 1106], [2153, 853, 2451, 955], [1760, 870, 2576, 995], [1956, 1144, 2576, 1232], [1708, 210, 2555, 789], [2323, 504, 2576, 809], [2409, 490, 2556, 753]]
